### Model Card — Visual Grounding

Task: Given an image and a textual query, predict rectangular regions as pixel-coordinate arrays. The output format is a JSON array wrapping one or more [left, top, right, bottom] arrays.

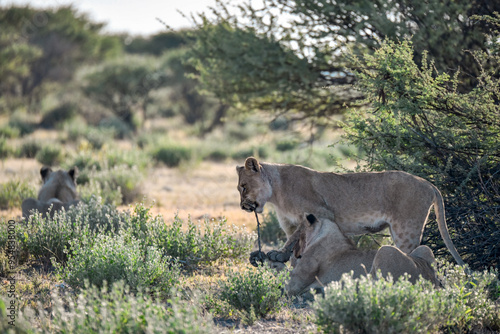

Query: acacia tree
[[188, 0, 499, 122], [343, 21, 499, 270], [0, 5, 121, 113]]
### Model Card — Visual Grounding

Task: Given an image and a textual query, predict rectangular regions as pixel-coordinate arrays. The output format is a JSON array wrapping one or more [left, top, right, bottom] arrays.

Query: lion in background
[[21, 166, 80, 219], [258, 214, 440, 296]]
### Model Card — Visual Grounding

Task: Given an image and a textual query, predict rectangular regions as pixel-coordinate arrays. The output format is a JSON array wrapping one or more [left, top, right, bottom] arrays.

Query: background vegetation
[[0, 1, 499, 332]]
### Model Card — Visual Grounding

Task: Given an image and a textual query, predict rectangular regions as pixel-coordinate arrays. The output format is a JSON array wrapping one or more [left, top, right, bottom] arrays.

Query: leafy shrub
[[8, 113, 35, 136], [81, 165, 144, 205], [35, 144, 64, 166], [18, 140, 41, 158], [152, 144, 192, 167], [56, 231, 181, 295], [0, 125, 20, 138], [0, 137, 13, 160], [18, 210, 91, 265], [437, 262, 500, 331], [99, 116, 132, 139], [345, 38, 500, 270], [205, 148, 229, 162], [18, 197, 124, 264], [39, 103, 77, 128], [39, 282, 214, 333], [313, 266, 500, 334], [78, 178, 123, 206], [216, 266, 288, 320], [276, 139, 299, 152], [0, 179, 36, 210], [231, 146, 269, 160], [313, 273, 463, 334], [148, 213, 256, 269]]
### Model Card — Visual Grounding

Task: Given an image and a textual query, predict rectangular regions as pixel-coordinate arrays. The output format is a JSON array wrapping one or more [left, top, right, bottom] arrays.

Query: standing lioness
[[236, 157, 464, 265]]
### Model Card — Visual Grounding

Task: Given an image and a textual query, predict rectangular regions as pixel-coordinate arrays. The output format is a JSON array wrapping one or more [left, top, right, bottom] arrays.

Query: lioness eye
[[241, 184, 246, 192]]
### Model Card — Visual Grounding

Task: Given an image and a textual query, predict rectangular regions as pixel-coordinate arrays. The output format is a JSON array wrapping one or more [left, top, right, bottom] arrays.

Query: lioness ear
[[40, 166, 53, 183], [236, 166, 244, 175], [244, 157, 261, 173], [306, 214, 317, 225], [68, 167, 79, 183]]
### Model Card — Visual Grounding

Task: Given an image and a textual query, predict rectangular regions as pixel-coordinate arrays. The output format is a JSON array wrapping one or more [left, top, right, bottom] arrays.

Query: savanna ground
[[1, 115, 499, 333], [0, 114, 345, 333]]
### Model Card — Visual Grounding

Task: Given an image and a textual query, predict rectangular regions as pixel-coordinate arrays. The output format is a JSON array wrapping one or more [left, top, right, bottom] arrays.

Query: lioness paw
[[249, 250, 267, 267], [267, 250, 291, 263]]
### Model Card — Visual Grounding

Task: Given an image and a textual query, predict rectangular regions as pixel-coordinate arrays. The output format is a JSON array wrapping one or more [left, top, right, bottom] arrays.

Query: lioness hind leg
[[388, 218, 425, 254]]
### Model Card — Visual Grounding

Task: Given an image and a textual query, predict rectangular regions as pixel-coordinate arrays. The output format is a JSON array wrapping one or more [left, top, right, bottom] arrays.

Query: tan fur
[[236, 157, 464, 266], [285, 215, 440, 296], [21, 166, 80, 219]]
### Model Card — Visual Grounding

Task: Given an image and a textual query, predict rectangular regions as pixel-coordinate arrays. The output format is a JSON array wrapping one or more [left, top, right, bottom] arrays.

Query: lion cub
[[271, 214, 440, 296], [21, 166, 80, 219]]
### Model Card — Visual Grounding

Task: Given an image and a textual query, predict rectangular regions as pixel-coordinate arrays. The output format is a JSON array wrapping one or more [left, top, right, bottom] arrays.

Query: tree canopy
[[0, 5, 122, 113], [188, 0, 499, 121]]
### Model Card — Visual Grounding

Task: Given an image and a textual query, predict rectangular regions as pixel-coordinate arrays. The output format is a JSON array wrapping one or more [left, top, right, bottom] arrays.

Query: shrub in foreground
[[216, 266, 288, 320], [313, 265, 500, 334], [37, 281, 215, 333], [56, 231, 181, 296]]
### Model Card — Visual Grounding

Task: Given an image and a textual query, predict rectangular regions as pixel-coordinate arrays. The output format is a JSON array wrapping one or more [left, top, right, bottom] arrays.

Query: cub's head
[[38, 166, 79, 202], [293, 214, 321, 259], [236, 157, 272, 213]]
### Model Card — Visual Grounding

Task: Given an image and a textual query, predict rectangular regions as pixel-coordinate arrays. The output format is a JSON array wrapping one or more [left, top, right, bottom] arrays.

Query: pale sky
[[1, 0, 231, 35]]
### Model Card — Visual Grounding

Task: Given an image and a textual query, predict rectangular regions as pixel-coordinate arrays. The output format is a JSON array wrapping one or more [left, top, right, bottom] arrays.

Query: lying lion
[[21, 166, 80, 219], [237, 157, 464, 266], [259, 214, 440, 296]]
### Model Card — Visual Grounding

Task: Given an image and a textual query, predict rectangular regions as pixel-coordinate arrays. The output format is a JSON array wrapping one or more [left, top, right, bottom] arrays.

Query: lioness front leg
[[286, 256, 321, 296]]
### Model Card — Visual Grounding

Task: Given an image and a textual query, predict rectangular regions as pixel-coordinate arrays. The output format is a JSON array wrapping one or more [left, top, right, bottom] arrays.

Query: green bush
[[0, 125, 20, 138], [35, 145, 64, 166], [344, 38, 500, 270], [436, 262, 500, 331], [98, 116, 132, 139], [148, 212, 256, 269], [275, 139, 299, 152], [313, 273, 462, 334], [313, 266, 500, 334], [0, 179, 36, 210], [56, 231, 181, 295], [231, 146, 269, 160], [39, 103, 78, 128], [152, 144, 192, 167], [18, 197, 124, 264], [8, 113, 36, 136], [18, 210, 91, 265], [18, 140, 41, 158], [81, 165, 144, 205], [39, 282, 214, 333], [216, 266, 288, 320], [0, 137, 13, 160]]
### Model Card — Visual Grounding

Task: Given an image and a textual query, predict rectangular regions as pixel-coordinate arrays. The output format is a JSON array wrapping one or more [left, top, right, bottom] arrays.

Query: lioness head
[[38, 166, 79, 202], [236, 157, 272, 213]]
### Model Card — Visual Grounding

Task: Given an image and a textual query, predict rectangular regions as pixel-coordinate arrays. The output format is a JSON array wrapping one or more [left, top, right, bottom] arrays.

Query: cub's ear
[[236, 165, 244, 175], [306, 214, 317, 225], [68, 167, 79, 183], [244, 157, 261, 173], [40, 166, 53, 183]]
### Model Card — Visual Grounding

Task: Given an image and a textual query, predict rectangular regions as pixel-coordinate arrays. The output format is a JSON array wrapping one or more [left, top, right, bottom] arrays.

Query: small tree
[[343, 27, 500, 270], [85, 59, 168, 131]]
